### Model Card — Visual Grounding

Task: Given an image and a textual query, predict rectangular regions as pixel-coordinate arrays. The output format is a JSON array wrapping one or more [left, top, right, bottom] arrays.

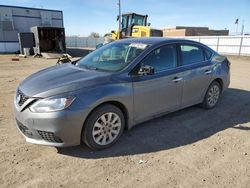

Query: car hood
[[19, 63, 111, 98]]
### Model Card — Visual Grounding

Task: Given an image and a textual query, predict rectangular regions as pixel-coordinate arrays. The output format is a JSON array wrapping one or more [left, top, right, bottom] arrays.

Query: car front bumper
[[13, 102, 90, 147]]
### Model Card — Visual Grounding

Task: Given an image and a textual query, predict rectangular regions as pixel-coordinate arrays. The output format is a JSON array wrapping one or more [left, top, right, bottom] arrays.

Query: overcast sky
[[1, 0, 250, 36]]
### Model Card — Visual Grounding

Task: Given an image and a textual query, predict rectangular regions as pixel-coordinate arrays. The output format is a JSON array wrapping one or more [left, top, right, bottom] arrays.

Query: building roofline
[[175, 26, 209, 29], [0, 4, 62, 13]]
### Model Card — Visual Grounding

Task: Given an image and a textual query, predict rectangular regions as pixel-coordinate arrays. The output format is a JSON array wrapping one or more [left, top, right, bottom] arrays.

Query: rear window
[[204, 48, 213, 60], [180, 45, 205, 65]]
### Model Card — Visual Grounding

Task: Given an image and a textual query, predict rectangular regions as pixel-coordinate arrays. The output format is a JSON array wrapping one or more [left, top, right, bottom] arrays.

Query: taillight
[[226, 58, 231, 68]]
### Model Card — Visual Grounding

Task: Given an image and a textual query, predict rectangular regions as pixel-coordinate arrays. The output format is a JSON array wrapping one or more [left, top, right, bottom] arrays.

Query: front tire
[[202, 81, 221, 109], [82, 104, 125, 150]]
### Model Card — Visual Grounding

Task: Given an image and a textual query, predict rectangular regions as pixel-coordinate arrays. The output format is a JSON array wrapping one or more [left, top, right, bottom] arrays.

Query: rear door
[[178, 43, 213, 107], [132, 44, 183, 123]]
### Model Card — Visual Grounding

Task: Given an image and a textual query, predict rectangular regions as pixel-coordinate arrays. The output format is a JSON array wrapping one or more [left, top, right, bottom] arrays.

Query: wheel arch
[[83, 100, 129, 132], [213, 78, 224, 91]]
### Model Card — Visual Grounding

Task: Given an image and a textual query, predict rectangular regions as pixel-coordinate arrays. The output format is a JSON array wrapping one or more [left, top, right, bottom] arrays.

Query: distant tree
[[89, 32, 100, 38]]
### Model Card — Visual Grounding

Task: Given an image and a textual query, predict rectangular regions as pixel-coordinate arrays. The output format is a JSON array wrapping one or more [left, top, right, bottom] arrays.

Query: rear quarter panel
[[211, 55, 231, 92]]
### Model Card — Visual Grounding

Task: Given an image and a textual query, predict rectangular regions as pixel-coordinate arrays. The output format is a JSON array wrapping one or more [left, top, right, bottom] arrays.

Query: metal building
[[0, 5, 63, 53]]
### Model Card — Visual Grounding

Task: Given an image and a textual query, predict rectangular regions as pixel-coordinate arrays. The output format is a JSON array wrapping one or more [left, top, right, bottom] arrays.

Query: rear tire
[[82, 104, 125, 150], [202, 81, 221, 109]]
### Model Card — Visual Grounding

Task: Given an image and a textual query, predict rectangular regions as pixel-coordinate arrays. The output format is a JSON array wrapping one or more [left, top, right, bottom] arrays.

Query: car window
[[204, 48, 213, 60], [99, 46, 125, 61], [76, 42, 149, 72], [141, 45, 177, 72], [180, 44, 204, 65]]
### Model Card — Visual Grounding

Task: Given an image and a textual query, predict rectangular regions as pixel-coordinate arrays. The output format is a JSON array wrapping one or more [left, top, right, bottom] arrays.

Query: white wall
[[66, 35, 250, 56], [2, 35, 250, 55], [66, 37, 104, 48], [180, 36, 250, 56]]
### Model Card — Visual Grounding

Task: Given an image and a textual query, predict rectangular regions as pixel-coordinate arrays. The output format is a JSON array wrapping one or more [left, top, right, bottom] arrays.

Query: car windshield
[[76, 42, 149, 72]]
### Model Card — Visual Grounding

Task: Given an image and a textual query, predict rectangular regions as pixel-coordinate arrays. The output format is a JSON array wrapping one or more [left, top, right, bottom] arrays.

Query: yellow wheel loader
[[111, 13, 163, 40]]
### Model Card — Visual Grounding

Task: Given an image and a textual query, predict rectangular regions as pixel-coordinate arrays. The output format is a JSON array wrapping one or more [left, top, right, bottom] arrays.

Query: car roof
[[117, 37, 214, 52], [117, 37, 193, 45]]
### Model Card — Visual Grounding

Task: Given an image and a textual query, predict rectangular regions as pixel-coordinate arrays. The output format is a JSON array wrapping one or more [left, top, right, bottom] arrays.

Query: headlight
[[132, 28, 139, 33], [29, 97, 75, 113]]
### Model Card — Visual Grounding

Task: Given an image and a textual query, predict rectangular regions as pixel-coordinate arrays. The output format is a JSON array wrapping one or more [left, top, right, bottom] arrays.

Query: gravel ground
[[0, 54, 249, 188]]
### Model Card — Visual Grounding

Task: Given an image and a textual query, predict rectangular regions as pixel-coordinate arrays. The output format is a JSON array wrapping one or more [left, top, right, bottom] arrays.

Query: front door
[[132, 44, 183, 123]]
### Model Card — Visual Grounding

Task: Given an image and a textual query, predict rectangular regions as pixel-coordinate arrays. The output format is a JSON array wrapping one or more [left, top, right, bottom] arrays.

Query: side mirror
[[111, 30, 115, 34], [96, 43, 103, 49], [148, 23, 151, 27], [138, 65, 154, 75], [71, 59, 79, 65]]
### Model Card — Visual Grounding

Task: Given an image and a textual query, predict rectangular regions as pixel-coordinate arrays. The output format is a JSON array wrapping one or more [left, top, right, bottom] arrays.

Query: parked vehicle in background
[[13, 38, 230, 150]]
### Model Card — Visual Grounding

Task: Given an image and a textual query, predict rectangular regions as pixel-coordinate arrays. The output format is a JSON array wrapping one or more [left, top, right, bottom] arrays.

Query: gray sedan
[[14, 38, 230, 150]]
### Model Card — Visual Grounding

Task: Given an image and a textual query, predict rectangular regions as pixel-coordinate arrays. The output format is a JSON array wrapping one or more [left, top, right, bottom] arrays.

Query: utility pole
[[241, 20, 245, 35], [118, 0, 121, 39], [235, 18, 239, 35], [236, 22, 239, 35]]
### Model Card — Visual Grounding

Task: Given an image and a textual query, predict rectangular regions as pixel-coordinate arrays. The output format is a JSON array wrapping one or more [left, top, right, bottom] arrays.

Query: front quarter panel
[[74, 82, 134, 128]]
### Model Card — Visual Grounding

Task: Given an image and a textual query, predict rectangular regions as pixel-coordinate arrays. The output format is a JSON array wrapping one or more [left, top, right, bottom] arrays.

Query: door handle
[[205, 70, 212, 75], [172, 77, 183, 82]]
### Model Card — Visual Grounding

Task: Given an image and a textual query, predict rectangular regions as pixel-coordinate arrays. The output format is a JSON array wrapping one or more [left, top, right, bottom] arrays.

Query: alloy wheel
[[207, 85, 220, 106], [92, 112, 122, 146]]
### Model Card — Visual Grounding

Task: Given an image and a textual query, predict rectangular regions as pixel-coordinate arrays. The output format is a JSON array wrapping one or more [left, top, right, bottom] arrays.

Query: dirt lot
[[0, 54, 249, 188]]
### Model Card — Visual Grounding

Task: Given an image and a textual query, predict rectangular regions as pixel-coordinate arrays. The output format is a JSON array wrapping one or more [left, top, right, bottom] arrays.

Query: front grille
[[37, 130, 63, 143], [17, 90, 29, 106], [16, 119, 33, 138]]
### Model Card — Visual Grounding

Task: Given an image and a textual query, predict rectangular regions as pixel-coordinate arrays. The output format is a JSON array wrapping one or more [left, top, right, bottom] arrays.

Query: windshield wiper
[[77, 64, 98, 70], [86, 66, 98, 70]]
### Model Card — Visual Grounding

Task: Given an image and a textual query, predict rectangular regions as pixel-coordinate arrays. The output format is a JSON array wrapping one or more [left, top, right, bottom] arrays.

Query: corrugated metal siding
[[0, 42, 19, 53], [0, 5, 63, 53]]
